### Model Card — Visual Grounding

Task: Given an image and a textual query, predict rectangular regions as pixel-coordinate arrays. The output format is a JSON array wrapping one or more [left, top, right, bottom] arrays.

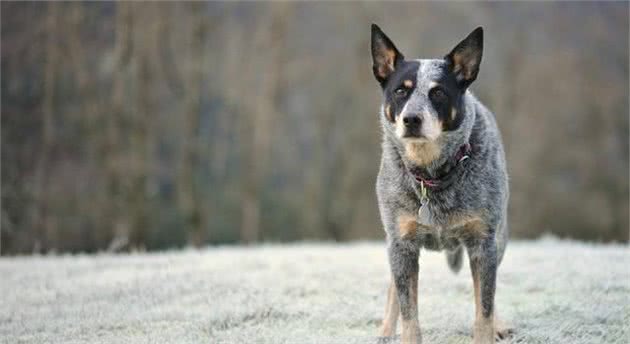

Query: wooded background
[[2, 2, 628, 254]]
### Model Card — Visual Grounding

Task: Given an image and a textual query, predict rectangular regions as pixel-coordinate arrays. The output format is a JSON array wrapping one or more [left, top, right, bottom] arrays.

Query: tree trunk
[[239, 4, 290, 243], [177, 4, 207, 247]]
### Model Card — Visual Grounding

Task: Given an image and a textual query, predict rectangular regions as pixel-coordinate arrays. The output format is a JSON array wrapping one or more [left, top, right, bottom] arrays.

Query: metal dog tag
[[417, 181, 430, 223], [418, 198, 430, 220]]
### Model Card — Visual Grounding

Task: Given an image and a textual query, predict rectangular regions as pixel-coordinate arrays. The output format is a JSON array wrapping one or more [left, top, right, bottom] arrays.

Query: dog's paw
[[400, 328, 422, 344], [376, 335, 396, 344], [495, 318, 515, 342], [471, 326, 515, 344], [495, 325, 515, 342]]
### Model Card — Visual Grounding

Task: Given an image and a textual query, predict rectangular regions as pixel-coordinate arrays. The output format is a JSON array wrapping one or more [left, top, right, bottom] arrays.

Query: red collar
[[409, 143, 471, 189]]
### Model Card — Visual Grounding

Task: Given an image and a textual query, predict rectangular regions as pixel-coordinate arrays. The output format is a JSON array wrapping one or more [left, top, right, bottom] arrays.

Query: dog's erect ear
[[445, 27, 483, 88], [371, 24, 404, 85]]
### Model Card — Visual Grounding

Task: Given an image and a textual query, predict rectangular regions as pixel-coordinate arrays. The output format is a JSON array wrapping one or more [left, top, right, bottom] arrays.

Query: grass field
[[1, 238, 628, 343]]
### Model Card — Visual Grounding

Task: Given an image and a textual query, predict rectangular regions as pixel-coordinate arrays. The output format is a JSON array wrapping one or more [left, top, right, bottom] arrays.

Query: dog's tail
[[446, 246, 464, 274]]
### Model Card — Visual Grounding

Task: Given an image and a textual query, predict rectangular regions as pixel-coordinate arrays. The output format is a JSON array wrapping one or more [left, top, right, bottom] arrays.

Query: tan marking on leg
[[472, 266, 482, 318], [404, 141, 441, 166], [447, 212, 489, 240], [473, 315, 495, 344], [379, 279, 399, 337], [398, 214, 417, 239], [451, 107, 457, 121], [472, 262, 494, 344], [410, 272, 418, 313], [400, 269, 421, 344], [400, 319, 419, 344], [403, 79, 413, 88]]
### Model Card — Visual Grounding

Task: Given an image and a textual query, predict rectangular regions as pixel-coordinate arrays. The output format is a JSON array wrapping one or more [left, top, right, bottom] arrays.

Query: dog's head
[[371, 24, 482, 151]]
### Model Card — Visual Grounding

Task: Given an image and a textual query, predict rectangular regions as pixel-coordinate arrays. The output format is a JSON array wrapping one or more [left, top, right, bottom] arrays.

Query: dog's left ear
[[445, 27, 483, 88]]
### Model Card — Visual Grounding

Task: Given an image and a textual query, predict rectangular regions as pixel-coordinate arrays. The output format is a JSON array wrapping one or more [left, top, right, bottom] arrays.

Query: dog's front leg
[[388, 238, 421, 344], [379, 279, 399, 338], [468, 238, 497, 344]]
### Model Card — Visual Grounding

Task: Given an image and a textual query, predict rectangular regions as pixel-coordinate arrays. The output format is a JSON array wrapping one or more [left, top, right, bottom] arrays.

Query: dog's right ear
[[371, 24, 404, 86]]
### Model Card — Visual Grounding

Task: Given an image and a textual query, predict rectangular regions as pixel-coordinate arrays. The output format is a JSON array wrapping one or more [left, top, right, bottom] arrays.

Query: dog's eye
[[430, 88, 448, 103], [394, 88, 408, 97]]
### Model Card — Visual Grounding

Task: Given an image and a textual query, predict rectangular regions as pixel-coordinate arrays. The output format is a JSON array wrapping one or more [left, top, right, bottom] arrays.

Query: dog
[[371, 24, 511, 344]]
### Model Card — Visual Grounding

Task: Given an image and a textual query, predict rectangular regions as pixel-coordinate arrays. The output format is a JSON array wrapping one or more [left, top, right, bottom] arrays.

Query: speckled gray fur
[[372, 25, 509, 343]]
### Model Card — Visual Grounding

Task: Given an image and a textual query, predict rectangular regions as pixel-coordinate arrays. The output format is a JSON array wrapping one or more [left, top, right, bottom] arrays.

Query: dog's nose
[[402, 113, 422, 128]]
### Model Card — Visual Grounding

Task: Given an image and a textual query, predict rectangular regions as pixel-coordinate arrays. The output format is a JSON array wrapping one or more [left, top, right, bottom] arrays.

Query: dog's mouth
[[401, 128, 425, 139], [399, 123, 442, 142]]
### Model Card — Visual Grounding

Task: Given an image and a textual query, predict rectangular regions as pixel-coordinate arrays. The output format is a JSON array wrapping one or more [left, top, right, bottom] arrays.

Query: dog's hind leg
[[379, 279, 400, 337], [388, 239, 421, 344]]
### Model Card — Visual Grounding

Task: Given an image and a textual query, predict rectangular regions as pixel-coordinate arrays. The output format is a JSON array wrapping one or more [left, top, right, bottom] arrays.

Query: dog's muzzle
[[402, 113, 422, 137]]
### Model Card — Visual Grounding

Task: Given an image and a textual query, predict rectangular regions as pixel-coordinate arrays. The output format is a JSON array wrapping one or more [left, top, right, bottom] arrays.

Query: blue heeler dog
[[371, 24, 512, 344]]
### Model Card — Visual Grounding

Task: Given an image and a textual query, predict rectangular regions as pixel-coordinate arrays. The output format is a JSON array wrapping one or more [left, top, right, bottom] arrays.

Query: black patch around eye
[[431, 64, 467, 132], [429, 87, 451, 119], [429, 87, 449, 104], [429, 85, 461, 131], [381, 60, 420, 122]]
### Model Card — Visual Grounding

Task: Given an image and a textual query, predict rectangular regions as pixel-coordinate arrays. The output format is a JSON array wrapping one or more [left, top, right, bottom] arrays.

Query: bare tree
[[30, 2, 60, 252], [177, 3, 208, 247], [107, 2, 133, 249], [239, 3, 291, 243]]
